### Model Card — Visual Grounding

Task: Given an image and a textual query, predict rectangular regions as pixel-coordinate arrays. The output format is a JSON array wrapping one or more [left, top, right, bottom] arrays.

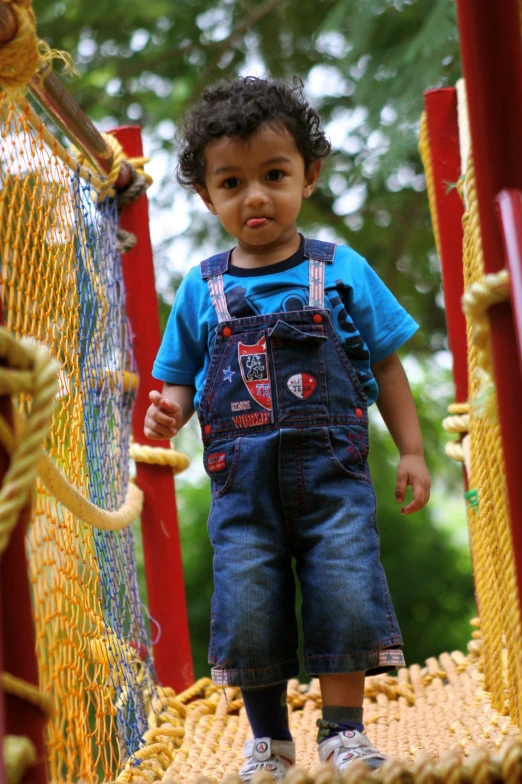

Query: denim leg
[[207, 432, 300, 688], [279, 427, 402, 676]]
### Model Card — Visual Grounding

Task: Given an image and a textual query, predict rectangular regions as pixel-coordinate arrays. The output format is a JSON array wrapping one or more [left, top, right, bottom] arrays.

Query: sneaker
[[239, 737, 295, 782], [318, 729, 387, 772]]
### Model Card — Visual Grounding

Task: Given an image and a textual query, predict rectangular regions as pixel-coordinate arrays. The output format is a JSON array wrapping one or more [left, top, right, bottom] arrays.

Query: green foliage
[[35, 0, 476, 676], [176, 480, 215, 676], [32, 0, 461, 341], [371, 427, 475, 666]]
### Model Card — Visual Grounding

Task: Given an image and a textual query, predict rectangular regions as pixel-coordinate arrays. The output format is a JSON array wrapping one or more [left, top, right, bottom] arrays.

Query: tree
[[32, 0, 475, 671], [34, 0, 461, 344]]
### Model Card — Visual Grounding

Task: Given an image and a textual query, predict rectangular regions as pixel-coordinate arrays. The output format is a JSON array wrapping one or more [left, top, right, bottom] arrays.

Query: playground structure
[[2, 0, 522, 782]]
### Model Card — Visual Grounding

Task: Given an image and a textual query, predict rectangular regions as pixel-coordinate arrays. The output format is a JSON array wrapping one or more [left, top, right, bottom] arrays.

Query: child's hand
[[395, 455, 431, 514], [144, 390, 181, 440]]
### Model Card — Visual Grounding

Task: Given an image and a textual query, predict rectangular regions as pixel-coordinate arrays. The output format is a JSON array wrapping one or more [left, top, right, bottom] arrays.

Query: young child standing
[[144, 76, 431, 780]]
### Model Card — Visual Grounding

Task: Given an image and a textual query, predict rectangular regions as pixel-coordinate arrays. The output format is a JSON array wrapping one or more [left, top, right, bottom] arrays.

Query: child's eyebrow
[[211, 156, 292, 176], [262, 156, 292, 166], [211, 165, 240, 176]]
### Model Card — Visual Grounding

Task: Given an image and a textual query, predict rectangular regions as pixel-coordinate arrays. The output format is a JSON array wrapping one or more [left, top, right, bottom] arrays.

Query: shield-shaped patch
[[238, 336, 272, 410]]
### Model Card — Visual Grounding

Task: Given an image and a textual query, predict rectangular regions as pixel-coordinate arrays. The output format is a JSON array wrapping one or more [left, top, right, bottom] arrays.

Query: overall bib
[[199, 238, 404, 689]]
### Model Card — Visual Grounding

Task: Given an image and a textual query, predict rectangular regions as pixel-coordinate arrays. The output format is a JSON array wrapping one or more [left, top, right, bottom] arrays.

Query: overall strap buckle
[[201, 250, 232, 323], [304, 238, 336, 309]]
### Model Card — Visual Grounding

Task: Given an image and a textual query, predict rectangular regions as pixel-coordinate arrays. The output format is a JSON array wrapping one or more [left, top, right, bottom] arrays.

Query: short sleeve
[[152, 270, 208, 385], [347, 253, 418, 364]]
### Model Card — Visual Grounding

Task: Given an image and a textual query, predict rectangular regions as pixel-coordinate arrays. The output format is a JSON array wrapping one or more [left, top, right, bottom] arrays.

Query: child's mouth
[[246, 218, 271, 228]]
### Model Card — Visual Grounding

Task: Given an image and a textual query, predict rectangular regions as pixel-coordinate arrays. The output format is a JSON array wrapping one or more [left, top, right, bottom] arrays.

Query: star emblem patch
[[223, 366, 235, 382]]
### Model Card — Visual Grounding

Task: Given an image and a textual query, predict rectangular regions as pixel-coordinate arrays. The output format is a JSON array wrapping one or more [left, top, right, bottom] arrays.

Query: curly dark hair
[[176, 76, 331, 187]]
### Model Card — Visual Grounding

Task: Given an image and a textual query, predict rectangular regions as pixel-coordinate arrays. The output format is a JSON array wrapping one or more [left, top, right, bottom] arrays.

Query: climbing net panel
[[420, 94, 522, 732], [0, 96, 155, 781]]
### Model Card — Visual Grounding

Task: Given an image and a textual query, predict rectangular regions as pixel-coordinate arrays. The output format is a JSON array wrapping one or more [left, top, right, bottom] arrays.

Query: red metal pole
[[456, 0, 522, 605], [110, 125, 194, 690], [1, 502, 47, 784], [0, 306, 47, 783], [424, 88, 467, 404]]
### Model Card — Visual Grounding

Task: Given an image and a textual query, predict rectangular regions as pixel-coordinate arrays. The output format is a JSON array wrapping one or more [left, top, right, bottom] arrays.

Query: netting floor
[[122, 644, 522, 784]]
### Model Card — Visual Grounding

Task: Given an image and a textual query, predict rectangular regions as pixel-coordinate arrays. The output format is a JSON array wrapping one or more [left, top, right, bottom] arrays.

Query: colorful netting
[[0, 97, 154, 781], [419, 97, 522, 729]]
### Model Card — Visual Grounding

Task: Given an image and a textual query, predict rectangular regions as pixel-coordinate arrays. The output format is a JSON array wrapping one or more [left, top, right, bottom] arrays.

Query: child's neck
[[230, 232, 301, 270]]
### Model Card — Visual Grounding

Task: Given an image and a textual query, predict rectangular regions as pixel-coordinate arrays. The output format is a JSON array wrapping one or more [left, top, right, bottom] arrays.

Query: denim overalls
[[199, 238, 404, 689]]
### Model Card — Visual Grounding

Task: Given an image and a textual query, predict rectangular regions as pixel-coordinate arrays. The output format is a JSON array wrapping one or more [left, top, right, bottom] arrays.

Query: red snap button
[[222, 326, 232, 337], [204, 424, 212, 434], [355, 408, 364, 418], [312, 314, 323, 324]]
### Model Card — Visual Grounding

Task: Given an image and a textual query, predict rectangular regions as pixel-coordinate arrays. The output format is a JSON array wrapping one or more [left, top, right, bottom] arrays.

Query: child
[[144, 76, 431, 780]]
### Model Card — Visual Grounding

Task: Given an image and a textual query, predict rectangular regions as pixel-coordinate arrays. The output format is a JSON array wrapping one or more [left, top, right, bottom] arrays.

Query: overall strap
[[200, 250, 231, 279], [200, 250, 232, 323], [303, 238, 336, 309]]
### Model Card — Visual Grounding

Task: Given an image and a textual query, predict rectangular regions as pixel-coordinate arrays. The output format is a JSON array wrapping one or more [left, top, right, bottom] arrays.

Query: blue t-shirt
[[153, 243, 418, 409]]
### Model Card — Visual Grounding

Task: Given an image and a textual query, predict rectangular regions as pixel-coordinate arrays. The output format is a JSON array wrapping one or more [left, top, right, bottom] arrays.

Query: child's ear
[[303, 160, 321, 199], [194, 184, 217, 215]]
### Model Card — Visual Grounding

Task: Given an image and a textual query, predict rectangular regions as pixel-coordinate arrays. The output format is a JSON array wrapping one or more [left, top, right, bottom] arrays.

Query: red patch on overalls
[[208, 452, 226, 472], [238, 336, 272, 410], [286, 373, 317, 399]]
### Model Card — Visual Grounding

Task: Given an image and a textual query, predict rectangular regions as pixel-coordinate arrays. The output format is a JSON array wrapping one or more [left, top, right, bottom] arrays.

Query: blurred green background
[[34, 0, 476, 676]]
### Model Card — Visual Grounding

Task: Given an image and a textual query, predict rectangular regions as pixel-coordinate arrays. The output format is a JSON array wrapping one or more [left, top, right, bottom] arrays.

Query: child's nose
[[244, 184, 269, 207]]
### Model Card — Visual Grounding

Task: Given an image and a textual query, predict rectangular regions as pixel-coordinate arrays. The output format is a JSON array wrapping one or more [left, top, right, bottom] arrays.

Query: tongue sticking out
[[246, 218, 269, 228]]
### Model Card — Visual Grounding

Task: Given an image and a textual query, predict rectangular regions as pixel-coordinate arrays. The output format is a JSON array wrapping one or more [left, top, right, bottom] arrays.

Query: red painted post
[[110, 125, 194, 690], [0, 305, 47, 783], [1, 502, 47, 784], [423, 88, 467, 404], [456, 0, 522, 604]]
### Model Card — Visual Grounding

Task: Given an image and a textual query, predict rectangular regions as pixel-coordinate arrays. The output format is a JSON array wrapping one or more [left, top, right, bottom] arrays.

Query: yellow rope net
[[0, 99, 144, 781], [419, 100, 522, 730]]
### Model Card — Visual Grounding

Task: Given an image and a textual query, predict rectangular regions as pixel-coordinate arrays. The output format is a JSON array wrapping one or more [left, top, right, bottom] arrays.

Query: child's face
[[197, 124, 320, 255]]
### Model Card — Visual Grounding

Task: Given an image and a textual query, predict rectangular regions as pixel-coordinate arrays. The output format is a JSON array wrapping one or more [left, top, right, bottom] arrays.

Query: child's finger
[[401, 479, 427, 515], [395, 470, 407, 503], [152, 409, 177, 428], [144, 421, 177, 440], [159, 398, 181, 414], [149, 389, 162, 405]]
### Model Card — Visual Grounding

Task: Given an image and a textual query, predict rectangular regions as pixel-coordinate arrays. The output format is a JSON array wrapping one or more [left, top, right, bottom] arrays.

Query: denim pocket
[[322, 425, 370, 481], [203, 437, 243, 498], [269, 320, 329, 422]]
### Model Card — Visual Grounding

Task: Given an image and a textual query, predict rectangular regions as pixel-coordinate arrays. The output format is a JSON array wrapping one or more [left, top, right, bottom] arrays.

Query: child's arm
[[371, 352, 431, 515], [144, 383, 195, 440]]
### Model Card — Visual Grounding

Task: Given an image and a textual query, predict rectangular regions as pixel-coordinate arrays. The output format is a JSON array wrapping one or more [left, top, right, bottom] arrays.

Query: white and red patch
[[231, 400, 251, 412], [238, 336, 272, 410], [207, 452, 226, 472], [232, 411, 270, 429], [286, 373, 317, 399]]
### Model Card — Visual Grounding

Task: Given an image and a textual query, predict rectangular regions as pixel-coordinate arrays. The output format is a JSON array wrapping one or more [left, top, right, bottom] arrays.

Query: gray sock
[[316, 706, 364, 743], [322, 706, 363, 724]]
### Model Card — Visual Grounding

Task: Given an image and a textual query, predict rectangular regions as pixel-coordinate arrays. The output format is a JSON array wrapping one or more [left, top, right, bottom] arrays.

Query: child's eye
[[222, 177, 240, 189], [266, 169, 284, 182]]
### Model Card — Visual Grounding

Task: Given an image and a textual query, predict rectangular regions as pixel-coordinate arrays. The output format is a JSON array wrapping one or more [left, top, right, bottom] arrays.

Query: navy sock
[[316, 706, 364, 743], [241, 682, 292, 741]]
